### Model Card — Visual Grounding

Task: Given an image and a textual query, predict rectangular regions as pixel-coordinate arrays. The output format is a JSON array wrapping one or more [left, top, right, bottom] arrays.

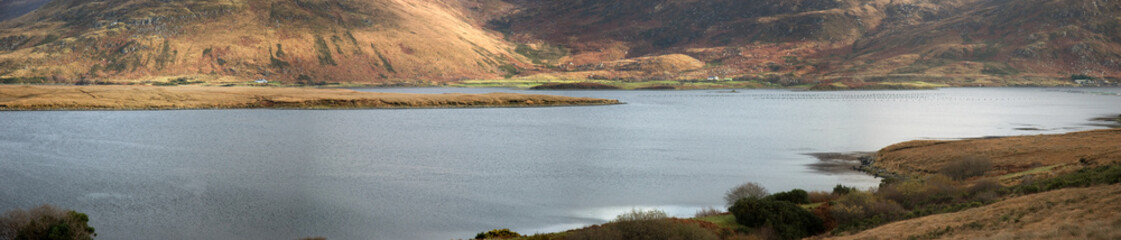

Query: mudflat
[[0, 85, 620, 110]]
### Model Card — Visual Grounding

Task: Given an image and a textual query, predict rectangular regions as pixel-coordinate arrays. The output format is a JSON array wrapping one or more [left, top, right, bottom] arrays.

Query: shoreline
[[0, 85, 622, 111], [496, 128, 1121, 239], [807, 127, 1121, 184]]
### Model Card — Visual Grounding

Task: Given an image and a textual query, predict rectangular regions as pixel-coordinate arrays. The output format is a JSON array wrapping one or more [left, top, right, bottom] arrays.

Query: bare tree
[[725, 182, 769, 207]]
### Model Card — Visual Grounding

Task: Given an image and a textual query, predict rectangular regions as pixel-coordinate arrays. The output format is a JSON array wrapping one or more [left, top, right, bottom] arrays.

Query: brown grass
[[0, 85, 619, 110], [824, 184, 1121, 240], [874, 129, 1121, 179]]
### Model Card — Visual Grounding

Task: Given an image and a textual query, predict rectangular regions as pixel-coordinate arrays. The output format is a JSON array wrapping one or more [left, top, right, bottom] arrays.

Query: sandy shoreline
[[0, 85, 621, 110]]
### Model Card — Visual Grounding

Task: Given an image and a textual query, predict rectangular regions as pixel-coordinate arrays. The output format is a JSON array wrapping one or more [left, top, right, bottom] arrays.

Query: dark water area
[[2, 87, 1119, 239]]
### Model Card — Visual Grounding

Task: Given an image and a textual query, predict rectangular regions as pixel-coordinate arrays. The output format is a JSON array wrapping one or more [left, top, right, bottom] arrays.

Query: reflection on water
[[1, 88, 1119, 239]]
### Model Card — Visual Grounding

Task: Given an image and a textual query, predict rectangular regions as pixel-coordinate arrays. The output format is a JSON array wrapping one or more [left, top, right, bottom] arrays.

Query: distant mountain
[[498, 0, 1121, 85], [0, 0, 1118, 85], [0, 0, 50, 21], [0, 0, 526, 84]]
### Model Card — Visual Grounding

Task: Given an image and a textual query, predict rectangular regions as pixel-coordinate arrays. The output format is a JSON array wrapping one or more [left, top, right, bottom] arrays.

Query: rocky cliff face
[[0, 0, 1118, 85]]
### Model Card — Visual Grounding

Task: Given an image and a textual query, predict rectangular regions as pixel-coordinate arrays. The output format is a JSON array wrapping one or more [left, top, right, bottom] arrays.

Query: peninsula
[[0, 85, 620, 110]]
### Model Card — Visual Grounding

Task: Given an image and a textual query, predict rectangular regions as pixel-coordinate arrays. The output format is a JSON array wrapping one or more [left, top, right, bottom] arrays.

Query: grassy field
[[0, 85, 620, 110]]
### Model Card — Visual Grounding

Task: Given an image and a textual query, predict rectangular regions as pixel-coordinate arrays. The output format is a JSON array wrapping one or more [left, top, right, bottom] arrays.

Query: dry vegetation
[[826, 184, 1121, 240], [875, 129, 1121, 182], [0, 85, 619, 110]]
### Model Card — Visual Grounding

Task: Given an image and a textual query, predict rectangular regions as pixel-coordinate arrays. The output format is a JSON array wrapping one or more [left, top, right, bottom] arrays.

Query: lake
[[1, 87, 1119, 239]]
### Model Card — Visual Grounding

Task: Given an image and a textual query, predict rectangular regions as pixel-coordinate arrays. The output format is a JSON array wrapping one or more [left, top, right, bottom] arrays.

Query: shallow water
[[1, 87, 1118, 239]]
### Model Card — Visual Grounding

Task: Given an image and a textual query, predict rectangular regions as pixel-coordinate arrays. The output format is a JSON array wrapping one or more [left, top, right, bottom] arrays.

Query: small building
[[707, 76, 720, 81], [255, 79, 269, 84], [1074, 79, 1092, 85]]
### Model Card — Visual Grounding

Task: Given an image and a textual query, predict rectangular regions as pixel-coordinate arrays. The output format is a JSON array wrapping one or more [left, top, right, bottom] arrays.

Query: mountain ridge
[[0, 0, 1118, 86]]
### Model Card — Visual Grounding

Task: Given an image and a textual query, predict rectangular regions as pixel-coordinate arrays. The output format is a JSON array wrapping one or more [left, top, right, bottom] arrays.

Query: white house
[[255, 79, 269, 84]]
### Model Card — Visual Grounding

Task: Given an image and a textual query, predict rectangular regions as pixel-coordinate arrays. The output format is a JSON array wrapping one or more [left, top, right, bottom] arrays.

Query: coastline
[[810, 128, 1121, 182], [485, 128, 1121, 239], [0, 85, 621, 111]]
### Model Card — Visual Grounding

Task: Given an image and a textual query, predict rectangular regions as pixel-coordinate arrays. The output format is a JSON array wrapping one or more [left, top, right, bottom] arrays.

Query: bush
[[565, 209, 718, 240], [940, 156, 992, 180], [725, 182, 769, 207], [1071, 74, 1094, 80], [475, 229, 520, 239], [877, 175, 962, 209], [730, 198, 825, 240], [832, 185, 856, 195], [810, 203, 837, 231], [967, 178, 1002, 199], [830, 191, 906, 232], [765, 189, 809, 204], [694, 207, 723, 218], [807, 191, 837, 203], [0, 205, 96, 240], [614, 209, 667, 222]]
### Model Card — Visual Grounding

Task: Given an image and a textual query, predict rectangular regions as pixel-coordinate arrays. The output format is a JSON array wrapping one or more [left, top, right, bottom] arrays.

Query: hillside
[[0, 0, 528, 84], [498, 0, 1121, 85], [0, 0, 1119, 86], [874, 129, 1121, 180], [826, 184, 1121, 240]]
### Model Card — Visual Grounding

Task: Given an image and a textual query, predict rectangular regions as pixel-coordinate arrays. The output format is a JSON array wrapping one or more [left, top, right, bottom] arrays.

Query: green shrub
[[1071, 74, 1094, 80], [0, 205, 96, 240], [514, 43, 568, 64], [832, 185, 856, 195], [730, 198, 825, 240], [474, 228, 520, 239], [765, 189, 809, 204], [498, 64, 520, 79]]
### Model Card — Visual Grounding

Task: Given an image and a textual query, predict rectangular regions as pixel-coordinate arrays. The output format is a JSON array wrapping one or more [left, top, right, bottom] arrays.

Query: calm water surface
[[1, 88, 1119, 239]]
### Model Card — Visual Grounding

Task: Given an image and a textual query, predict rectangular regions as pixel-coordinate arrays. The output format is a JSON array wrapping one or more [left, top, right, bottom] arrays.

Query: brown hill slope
[[499, 0, 1121, 85], [826, 184, 1121, 240], [0, 0, 527, 84], [875, 129, 1121, 178]]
